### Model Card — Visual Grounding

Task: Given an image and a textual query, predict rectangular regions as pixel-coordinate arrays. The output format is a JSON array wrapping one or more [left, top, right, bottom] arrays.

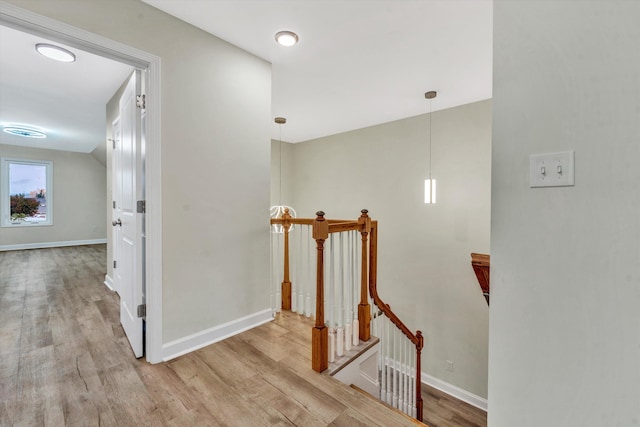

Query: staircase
[[271, 209, 424, 422]]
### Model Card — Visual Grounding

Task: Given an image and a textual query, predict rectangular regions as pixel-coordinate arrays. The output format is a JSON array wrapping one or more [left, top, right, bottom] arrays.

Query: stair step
[[325, 336, 380, 377], [350, 384, 428, 426]]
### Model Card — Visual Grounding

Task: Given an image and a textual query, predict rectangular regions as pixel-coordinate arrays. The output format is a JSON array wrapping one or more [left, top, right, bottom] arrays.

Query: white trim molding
[[422, 372, 488, 412], [0, 1, 163, 365], [162, 309, 274, 362], [0, 238, 107, 252], [104, 274, 114, 291]]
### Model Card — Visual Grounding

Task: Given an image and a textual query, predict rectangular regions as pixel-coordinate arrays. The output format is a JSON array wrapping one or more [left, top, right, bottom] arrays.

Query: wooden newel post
[[312, 211, 329, 372], [357, 209, 371, 341], [415, 330, 424, 423], [281, 208, 292, 310]]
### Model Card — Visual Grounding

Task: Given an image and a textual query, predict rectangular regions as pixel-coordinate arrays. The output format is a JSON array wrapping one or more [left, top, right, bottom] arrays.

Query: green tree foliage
[[10, 194, 40, 217]]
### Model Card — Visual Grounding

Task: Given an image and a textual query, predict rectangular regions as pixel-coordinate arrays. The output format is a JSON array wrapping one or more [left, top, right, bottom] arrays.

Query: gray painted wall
[[279, 99, 492, 399], [270, 138, 295, 209], [490, 1, 640, 425], [0, 143, 107, 246], [6, 0, 272, 345]]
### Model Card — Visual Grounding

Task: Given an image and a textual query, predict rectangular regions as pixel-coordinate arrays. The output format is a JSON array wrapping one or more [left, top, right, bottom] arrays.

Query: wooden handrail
[[271, 217, 314, 226], [368, 222, 422, 347], [328, 221, 360, 233]]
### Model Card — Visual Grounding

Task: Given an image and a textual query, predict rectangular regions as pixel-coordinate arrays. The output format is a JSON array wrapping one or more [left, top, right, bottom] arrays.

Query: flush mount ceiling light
[[3, 126, 47, 138], [275, 31, 299, 47], [35, 43, 76, 63]]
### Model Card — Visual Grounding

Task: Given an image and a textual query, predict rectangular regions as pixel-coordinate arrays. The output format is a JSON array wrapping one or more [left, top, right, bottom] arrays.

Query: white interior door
[[111, 118, 121, 296], [113, 70, 144, 358]]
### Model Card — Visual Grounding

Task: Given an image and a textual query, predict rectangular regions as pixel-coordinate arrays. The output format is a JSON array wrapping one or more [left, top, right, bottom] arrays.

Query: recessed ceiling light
[[35, 43, 76, 63], [3, 126, 47, 139], [275, 31, 299, 47]]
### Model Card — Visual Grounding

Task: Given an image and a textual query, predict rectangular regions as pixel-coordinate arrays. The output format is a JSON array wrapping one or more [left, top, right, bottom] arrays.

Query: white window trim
[[1, 157, 53, 227]]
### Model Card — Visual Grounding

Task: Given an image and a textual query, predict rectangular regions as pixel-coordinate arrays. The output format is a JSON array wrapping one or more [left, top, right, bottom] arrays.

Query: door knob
[[112, 218, 122, 227]]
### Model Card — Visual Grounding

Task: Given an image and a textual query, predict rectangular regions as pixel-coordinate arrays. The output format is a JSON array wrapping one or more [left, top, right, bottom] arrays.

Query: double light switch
[[530, 150, 575, 188]]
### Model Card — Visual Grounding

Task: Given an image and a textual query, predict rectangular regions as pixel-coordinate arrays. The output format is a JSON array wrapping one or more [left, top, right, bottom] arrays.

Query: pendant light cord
[[429, 98, 432, 182], [279, 123, 283, 206]]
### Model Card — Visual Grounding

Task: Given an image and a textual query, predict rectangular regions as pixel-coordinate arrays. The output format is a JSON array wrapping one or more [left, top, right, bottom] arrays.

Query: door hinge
[[113, 201, 116, 209], [137, 200, 146, 213], [113, 260, 117, 269], [137, 304, 146, 318], [136, 94, 146, 109]]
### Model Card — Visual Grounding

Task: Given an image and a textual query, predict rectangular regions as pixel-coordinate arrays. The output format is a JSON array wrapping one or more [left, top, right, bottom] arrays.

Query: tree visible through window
[[1, 158, 53, 226]]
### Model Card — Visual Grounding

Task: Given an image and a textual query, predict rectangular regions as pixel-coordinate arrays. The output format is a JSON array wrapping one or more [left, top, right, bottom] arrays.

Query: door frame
[[0, 3, 163, 363]]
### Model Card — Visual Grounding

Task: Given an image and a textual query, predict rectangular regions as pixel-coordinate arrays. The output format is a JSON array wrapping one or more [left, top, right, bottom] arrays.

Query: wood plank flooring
[[0, 245, 487, 426]]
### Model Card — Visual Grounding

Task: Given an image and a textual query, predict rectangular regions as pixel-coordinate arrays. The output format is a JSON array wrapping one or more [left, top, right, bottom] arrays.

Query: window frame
[[1, 157, 54, 227]]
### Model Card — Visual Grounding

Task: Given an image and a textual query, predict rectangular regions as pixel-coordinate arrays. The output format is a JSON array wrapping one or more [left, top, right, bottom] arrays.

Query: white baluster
[[393, 328, 398, 409], [328, 234, 334, 334], [270, 230, 275, 315], [411, 346, 416, 418], [275, 232, 282, 312], [383, 318, 388, 402], [380, 317, 385, 400], [402, 334, 406, 414], [353, 230, 360, 346], [297, 225, 304, 314], [336, 327, 344, 357], [328, 326, 336, 363], [345, 323, 352, 351], [306, 225, 313, 317], [336, 233, 343, 357], [398, 331, 404, 413], [406, 339, 410, 415]]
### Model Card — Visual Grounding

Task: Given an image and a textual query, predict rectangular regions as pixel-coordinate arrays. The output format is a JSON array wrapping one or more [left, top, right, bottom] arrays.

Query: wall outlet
[[446, 360, 454, 372]]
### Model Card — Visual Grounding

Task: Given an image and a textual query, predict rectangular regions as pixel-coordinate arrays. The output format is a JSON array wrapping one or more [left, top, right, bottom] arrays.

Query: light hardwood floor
[[0, 245, 486, 426]]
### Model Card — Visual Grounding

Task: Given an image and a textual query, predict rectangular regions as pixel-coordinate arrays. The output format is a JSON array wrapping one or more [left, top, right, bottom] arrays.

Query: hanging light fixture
[[270, 117, 296, 232], [424, 91, 437, 204]]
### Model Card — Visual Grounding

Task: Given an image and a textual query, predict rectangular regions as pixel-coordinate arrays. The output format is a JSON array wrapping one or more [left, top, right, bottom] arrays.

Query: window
[[1, 158, 53, 227]]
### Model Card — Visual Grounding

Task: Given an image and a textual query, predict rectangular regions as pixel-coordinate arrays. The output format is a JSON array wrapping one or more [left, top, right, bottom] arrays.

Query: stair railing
[[270, 209, 424, 422], [368, 219, 424, 421]]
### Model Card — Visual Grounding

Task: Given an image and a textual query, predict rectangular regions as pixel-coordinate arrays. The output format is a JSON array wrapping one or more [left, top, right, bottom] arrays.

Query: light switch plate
[[530, 150, 574, 188]]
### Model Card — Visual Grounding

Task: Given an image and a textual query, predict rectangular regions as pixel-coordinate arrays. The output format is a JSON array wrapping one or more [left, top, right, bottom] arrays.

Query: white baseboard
[[162, 308, 273, 361], [422, 372, 488, 412], [104, 274, 114, 291], [0, 238, 107, 252]]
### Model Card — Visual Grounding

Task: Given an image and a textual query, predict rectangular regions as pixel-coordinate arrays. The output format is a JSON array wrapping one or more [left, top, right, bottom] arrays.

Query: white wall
[[270, 138, 294, 208], [0, 143, 106, 248], [5, 0, 272, 347], [490, 1, 640, 425], [286, 100, 492, 399]]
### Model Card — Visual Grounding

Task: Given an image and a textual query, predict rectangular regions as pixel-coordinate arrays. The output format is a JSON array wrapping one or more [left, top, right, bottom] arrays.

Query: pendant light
[[270, 117, 296, 232], [424, 91, 437, 204]]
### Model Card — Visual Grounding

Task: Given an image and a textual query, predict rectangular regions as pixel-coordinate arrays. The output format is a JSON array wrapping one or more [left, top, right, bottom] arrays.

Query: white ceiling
[[143, 0, 493, 143], [0, 1, 493, 152], [0, 25, 134, 153]]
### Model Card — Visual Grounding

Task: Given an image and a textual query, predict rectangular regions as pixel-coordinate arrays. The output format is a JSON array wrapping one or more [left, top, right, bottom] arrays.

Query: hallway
[[0, 245, 425, 426]]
